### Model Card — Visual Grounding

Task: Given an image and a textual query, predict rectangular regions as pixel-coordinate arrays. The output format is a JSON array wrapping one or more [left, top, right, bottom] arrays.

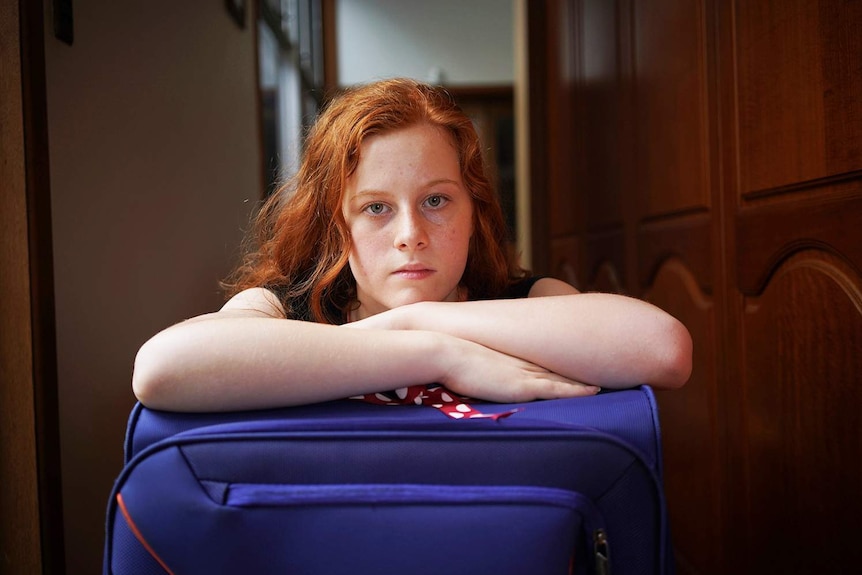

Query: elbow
[[131, 335, 176, 410], [652, 317, 693, 390]]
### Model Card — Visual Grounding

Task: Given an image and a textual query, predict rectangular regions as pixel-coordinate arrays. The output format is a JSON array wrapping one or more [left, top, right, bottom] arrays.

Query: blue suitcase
[[103, 386, 673, 574]]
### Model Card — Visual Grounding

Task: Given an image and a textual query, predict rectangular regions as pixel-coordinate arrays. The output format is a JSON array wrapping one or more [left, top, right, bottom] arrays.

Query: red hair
[[224, 78, 523, 323]]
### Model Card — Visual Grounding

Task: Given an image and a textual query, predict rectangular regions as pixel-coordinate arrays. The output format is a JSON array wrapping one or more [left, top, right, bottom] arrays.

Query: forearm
[[390, 294, 692, 389], [132, 315, 450, 412]]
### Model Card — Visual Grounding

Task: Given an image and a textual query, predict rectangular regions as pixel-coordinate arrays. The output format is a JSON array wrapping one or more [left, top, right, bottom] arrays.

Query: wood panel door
[[528, 0, 862, 573], [630, 0, 726, 572], [723, 1, 862, 572]]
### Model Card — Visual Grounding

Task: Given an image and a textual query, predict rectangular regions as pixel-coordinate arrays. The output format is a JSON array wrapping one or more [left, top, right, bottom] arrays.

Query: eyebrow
[[349, 179, 463, 199]]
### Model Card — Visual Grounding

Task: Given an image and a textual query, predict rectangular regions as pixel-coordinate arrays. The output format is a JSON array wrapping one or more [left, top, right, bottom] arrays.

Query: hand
[[440, 337, 600, 403]]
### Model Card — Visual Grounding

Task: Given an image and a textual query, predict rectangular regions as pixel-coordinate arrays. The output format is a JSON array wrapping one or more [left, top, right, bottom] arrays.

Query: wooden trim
[[321, 0, 338, 93], [0, 0, 42, 571], [514, 0, 531, 269], [20, 0, 66, 572], [525, 0, 550, 275], [252, 0, 266, 198], [741, 168, 862, 203]]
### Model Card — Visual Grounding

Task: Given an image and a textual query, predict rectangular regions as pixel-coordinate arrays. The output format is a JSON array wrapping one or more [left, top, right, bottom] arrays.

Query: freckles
[[350, 232, 388, 275], [439, 216, 471, 245]]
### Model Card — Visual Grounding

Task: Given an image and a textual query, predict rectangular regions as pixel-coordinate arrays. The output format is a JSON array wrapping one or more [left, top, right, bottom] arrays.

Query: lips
[[393, 264, 434, 279]]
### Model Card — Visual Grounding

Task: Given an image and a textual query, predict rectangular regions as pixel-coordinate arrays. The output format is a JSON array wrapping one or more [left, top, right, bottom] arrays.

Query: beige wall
[[42, 1, 260, 572], [336, 0, 514, 86]]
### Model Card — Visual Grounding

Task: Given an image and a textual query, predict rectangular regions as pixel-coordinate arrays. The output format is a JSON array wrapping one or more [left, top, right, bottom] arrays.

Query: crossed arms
[[132, 278, 691, 412]]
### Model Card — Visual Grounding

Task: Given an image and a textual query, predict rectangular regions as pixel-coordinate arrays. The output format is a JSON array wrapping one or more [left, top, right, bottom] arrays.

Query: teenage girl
[[132, 78, 692, 412]]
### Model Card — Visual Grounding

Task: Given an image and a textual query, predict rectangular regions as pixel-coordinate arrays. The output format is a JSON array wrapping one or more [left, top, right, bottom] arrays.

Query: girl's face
[[342, 123, 474, 320]]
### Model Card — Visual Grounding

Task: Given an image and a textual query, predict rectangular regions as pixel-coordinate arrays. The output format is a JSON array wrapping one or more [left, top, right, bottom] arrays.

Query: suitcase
[[103, 386, 674, 574]]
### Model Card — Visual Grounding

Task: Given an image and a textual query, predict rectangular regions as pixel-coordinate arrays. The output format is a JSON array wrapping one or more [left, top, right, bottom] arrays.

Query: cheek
[[449, 228, 472, 254], [347, 243, 367, 276], [347, 228, 385, 272], [450, 212, 474, 252]]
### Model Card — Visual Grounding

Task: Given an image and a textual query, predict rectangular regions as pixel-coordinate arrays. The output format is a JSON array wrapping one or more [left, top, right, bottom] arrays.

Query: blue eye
[[425, 195, 447, 208], [364, 203, 387, 215]]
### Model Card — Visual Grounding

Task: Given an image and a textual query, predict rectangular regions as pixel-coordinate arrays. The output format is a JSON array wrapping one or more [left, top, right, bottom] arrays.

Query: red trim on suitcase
[[116, 493, 176, 575]]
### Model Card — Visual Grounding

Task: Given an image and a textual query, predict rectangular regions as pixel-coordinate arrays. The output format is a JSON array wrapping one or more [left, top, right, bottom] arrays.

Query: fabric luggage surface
[[104, 386, 673, 575]]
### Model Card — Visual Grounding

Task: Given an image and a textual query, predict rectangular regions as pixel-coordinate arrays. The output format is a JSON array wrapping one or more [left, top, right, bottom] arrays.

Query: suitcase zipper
[[225, 482, 591, 510], [228, 482, 611, 573], [594, 528, 611, 575]]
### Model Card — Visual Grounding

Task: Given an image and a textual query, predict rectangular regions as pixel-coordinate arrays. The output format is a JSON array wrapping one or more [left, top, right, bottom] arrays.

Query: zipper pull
[[594, 528, 610, 575]]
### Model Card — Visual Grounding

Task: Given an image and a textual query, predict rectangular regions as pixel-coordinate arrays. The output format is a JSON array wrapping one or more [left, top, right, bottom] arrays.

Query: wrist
[[393, 300, 430, 331], [425, 329, 463, 385]]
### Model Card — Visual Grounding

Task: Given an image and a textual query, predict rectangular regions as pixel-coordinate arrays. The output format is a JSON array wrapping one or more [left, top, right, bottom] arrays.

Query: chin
[[389, 292, 445, 308]]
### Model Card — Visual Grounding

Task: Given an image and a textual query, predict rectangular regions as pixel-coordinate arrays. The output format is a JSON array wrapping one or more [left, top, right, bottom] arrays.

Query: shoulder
[[498, 276, 580, 299], [526, 277, 580, 297], [220, 287, 286, 318], [498, 276, 542, 299]]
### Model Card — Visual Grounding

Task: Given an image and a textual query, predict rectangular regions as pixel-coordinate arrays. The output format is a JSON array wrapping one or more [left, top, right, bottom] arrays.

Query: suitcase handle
[[166, 410, 599, 440]]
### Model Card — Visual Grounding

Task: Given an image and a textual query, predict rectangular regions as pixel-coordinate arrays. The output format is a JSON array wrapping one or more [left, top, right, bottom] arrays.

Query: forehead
[[350, 124, 460, 183]]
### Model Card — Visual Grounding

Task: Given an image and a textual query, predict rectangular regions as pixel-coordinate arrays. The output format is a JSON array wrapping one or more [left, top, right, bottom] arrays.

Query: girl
[[132, 78, 691, 412]]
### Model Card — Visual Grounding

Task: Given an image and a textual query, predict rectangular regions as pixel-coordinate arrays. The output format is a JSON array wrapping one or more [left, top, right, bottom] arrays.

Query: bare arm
[[132, 288, 445, 411], [348, 278, 692, 390], [132, 287, 598, 412]]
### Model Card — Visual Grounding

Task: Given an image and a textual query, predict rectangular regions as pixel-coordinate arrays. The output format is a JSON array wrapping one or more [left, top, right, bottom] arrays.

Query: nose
[[393, 209, 428, 250]]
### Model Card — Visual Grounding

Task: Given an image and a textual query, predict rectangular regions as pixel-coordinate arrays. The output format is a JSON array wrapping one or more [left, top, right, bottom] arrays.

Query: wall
[[336, 0, 513, 86], [41, 1, 260, 572]]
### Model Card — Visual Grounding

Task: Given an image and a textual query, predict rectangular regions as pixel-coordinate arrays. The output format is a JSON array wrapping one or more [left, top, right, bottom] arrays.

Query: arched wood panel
[[738, 250, 862, 573], [583, 229, 625, 292], [728, 3, 862, 572], [587, 260, 624, 294], [638, 213, 713, 295], [646, 259, 721, 575], [735, 182, 862, 297], [630, 2, 720, 567], [550, 236, 581, 290]]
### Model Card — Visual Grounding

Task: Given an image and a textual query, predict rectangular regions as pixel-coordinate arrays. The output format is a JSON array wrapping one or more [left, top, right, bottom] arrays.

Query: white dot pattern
[[350, 384, 520, 420]]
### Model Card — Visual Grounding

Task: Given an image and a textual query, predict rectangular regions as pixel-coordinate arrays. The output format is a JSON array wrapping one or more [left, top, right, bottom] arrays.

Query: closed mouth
[[394, 264, 433, 273], [393, 265, 434, 278]]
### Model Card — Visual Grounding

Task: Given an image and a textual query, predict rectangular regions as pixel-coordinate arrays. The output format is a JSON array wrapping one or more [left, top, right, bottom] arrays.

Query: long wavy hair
[[224, 78, 523, 323]]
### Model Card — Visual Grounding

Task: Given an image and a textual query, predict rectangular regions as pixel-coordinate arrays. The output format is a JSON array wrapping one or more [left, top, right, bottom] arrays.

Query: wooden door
[[528, 1, 862, 573], [721, 1, 862, 572]]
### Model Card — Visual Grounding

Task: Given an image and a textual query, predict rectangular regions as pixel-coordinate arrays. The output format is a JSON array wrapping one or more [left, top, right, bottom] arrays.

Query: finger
[[533, 379, 601, 399]]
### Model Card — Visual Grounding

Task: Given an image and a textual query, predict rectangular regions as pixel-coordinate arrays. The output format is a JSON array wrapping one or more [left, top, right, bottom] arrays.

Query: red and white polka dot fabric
[[351, 384, 520, 420]]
